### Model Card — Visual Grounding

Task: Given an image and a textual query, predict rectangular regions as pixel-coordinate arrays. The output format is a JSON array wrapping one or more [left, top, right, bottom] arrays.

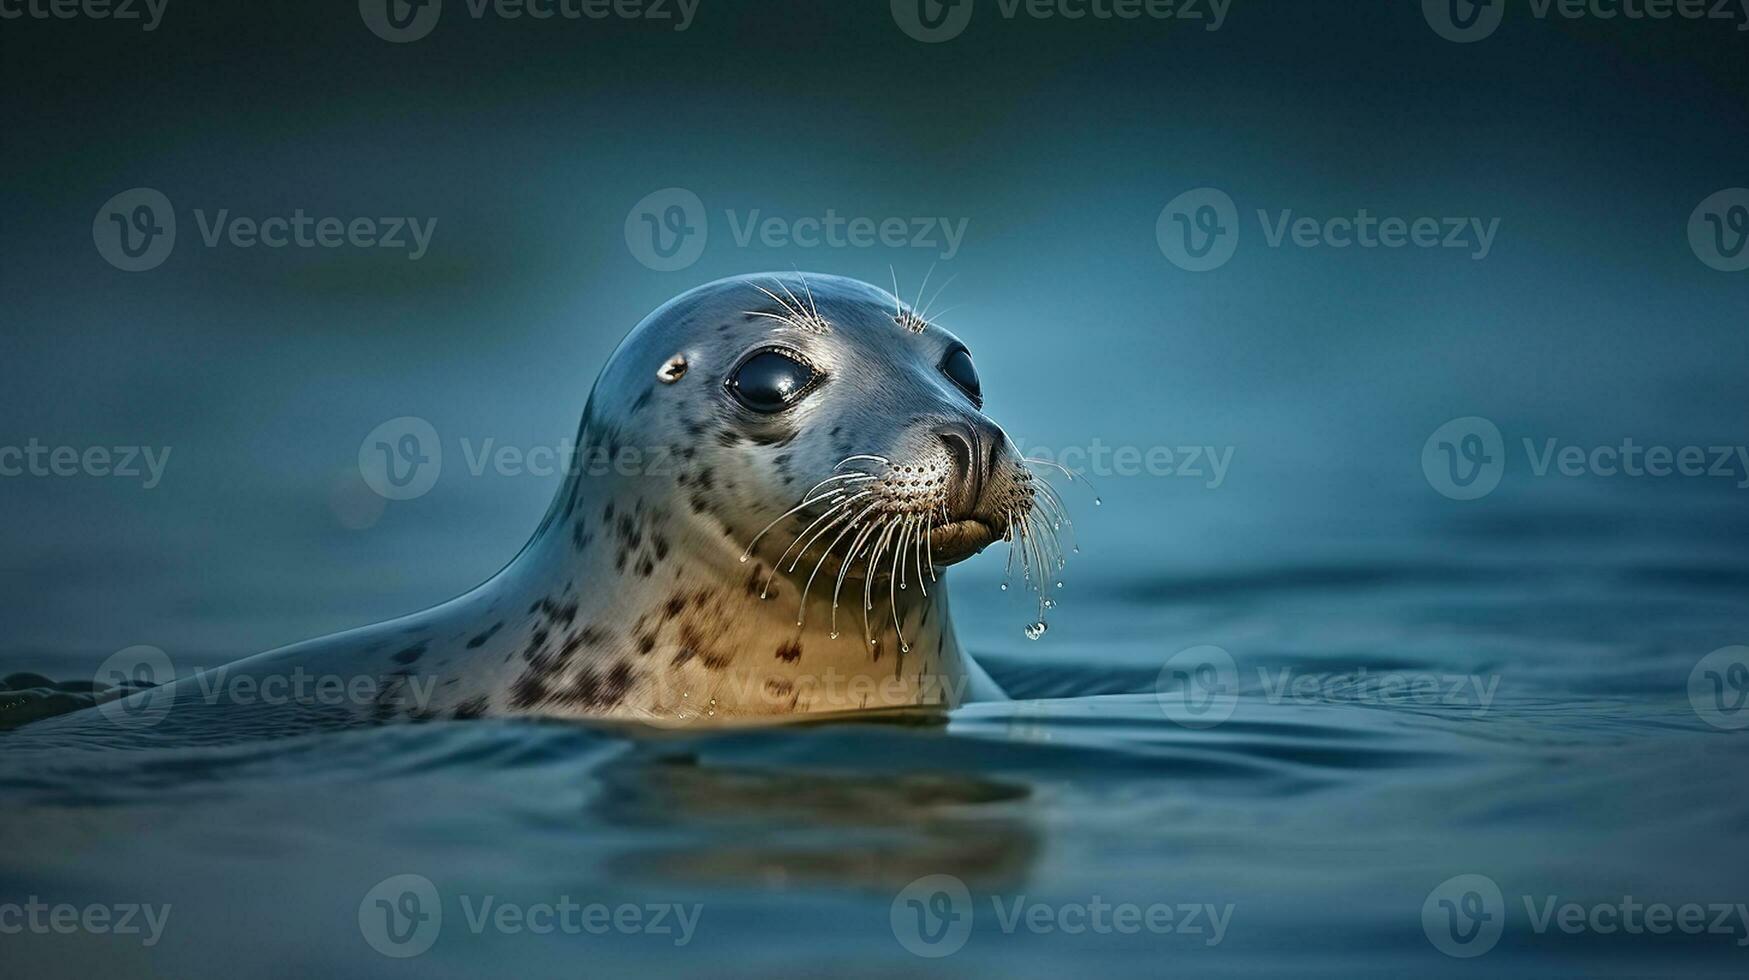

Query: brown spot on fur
[[775, 640, 802, 663], [453, 696, 489, 719], [510, 673, 549, 709]]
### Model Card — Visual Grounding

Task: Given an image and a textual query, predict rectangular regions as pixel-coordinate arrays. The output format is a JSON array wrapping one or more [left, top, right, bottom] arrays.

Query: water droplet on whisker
[[1024, 622, 1048, 640]]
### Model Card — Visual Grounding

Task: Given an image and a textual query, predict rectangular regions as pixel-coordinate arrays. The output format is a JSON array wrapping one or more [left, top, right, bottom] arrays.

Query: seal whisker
[[913, 514, 929, 597], [795, 269, 821, 321], [831, 520, 880, 640], [773, 277, 810, 319], [924, 510, 938, 584], [783, 493, 869, 573], [740, 481, 866, 562], [890, 515, 912, 653], [779, 507, 855, 619], [764, 493, 869, 599], [835, 453, 890, 471], [912, 262, 936, 322], [751, 283, 805, 321], [863, 517, 899, 645], [800, 504, 878, 629], [919, 272, 957, 323], [1021, 455, 1103, 506]]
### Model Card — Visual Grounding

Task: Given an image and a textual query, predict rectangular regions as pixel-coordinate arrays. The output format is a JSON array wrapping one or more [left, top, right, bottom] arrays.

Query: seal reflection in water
[[68, 273, 1081, 733]]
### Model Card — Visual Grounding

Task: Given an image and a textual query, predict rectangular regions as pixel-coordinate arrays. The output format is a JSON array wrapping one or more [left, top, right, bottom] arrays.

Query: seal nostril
[[933, 423, 982, 512], [938, 430, 974, 479]]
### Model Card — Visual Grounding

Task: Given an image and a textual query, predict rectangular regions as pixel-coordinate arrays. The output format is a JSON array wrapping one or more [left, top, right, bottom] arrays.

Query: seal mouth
[[927, 517, 999, 565]]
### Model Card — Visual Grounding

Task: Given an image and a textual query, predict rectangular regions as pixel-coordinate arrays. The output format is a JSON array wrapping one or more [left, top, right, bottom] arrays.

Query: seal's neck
[[448, 482, 972, 723]]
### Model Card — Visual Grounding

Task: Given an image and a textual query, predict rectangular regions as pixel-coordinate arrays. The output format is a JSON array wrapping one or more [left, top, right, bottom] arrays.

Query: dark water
[[4, 485, 1747, 977]]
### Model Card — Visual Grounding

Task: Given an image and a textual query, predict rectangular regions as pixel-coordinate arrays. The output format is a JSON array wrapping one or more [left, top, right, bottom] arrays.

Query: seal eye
[[940, 347, 982, 404], [727, 348, 818, 413]]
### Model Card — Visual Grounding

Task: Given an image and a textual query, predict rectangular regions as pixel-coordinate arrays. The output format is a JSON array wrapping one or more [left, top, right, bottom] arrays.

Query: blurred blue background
[[3, 4, 1748, 977], [3, 1, 1744, 668]]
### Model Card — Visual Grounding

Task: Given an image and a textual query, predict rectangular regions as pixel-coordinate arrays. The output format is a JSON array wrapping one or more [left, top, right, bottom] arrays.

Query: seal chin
[[927, 518, 1000, 566]]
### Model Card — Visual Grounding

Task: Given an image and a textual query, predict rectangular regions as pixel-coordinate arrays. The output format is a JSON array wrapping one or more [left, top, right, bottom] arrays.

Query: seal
[[31, 273, 1080, 738]]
